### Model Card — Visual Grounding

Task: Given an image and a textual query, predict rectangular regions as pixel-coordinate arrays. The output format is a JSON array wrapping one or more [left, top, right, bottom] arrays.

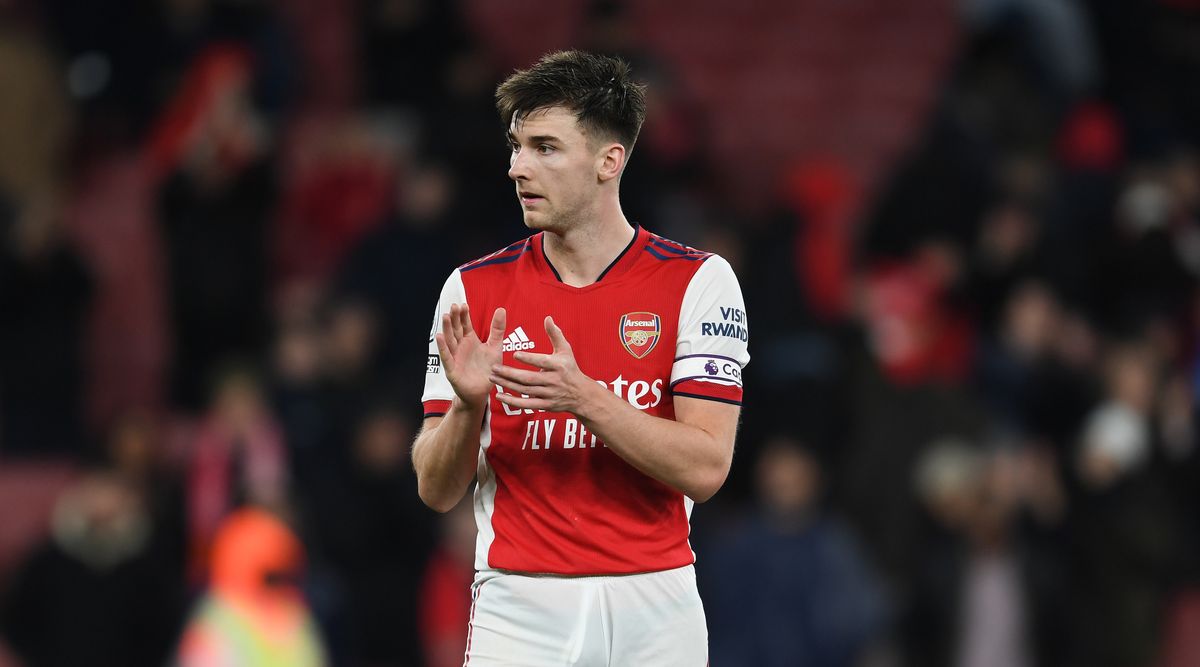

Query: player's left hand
[[490, 316, 595, 414]]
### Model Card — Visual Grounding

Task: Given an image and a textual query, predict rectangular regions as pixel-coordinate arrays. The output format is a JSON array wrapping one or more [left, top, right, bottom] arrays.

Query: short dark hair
[[495, 50, 647, 150]]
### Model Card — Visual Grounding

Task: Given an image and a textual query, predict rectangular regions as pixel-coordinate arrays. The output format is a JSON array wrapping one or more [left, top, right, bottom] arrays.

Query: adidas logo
[[501, 327, 536, 352]]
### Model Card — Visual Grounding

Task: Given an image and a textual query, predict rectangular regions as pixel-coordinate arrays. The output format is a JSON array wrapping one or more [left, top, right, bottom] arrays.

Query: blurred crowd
[[0, 0, 1199, 666]]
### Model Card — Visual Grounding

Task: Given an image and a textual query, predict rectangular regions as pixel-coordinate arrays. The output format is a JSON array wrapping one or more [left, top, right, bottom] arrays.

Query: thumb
[[545, 316, 572, 353], [486, 307, 507, 345]]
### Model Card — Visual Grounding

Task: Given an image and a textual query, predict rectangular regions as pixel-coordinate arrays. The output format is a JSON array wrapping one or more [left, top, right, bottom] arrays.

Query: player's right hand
[[435, 304, 506, 408]]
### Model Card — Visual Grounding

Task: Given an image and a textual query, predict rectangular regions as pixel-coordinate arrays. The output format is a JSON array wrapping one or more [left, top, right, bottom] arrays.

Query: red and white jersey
[[421, 225, 749, 575]]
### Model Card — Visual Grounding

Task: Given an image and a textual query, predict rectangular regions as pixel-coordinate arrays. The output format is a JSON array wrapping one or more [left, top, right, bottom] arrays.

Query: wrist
[[571, 376, 611, 422], [452, 393, 487, 415]]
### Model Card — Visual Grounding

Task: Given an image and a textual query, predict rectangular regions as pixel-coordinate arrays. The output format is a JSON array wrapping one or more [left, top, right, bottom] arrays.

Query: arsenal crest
[[619, 312, 661, 359]]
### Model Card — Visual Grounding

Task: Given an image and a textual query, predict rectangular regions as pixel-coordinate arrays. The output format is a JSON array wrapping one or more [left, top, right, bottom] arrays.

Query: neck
[[543, 197, 634, 287]]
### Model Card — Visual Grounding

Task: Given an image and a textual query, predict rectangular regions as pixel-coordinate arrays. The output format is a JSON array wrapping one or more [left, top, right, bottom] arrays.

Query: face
[[507, 106, 612, 232], [755, 443, 819, 517]]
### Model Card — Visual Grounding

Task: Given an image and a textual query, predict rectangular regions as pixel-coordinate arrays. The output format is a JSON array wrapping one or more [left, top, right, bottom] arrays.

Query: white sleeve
[[421, 269, 467, 415], [670, 255, 750, 404]]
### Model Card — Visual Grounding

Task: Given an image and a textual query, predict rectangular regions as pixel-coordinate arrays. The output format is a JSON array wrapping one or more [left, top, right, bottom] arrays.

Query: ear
[[596, 142, 626, 183]]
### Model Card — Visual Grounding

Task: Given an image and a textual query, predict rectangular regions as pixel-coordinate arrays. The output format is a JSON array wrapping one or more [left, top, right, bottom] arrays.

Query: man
[[413, 50, 749, 666], [174, 509, 327, 667]]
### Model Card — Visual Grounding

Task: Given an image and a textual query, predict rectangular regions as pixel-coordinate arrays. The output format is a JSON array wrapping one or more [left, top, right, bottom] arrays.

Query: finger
[[512, 351, 556, 370], [486, 307, 507, 346], [544, 316, 572, 354], [459, 303, 475, 339], [441, 314, 458, 356], [490, 375, 555, 398], [435, 333, 454, 372], [491, 364, 547, 386], [450, 304, 465, 343], [495, 392, 554, 411]]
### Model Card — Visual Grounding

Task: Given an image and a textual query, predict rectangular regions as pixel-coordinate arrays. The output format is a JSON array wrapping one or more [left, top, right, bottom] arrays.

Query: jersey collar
[[536, 224, 647, 286]]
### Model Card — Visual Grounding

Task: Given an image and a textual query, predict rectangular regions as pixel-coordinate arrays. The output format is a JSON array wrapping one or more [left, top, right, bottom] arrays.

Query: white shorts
[[462, 565, 708, 667]]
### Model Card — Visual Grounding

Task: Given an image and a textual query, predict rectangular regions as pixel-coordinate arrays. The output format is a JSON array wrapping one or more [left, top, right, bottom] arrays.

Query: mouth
[[518, 191, 545, 206]]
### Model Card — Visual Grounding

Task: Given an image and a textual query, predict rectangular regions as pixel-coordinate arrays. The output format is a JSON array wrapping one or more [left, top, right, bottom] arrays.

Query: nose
[[508, 148, 530, 182]]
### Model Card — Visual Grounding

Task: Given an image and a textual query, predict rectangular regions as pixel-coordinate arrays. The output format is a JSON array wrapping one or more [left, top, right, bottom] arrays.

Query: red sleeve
[[671, 379, 743, 406], [422, 399, 452, 418]]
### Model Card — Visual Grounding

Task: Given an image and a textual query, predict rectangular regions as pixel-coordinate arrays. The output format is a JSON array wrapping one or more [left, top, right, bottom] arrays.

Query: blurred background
[[0, 0, 1198, 665]]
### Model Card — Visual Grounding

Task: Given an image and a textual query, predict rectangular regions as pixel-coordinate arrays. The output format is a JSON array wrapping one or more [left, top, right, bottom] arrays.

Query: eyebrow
[[508, 132, 563, 145]]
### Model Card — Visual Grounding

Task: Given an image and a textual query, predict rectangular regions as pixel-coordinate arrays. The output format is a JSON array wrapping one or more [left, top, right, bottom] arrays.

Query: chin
[[521, 212, 554, 231]]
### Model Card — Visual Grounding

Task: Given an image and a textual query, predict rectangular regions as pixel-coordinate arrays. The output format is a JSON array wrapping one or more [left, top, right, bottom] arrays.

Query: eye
[[537, 144, 554, 155]]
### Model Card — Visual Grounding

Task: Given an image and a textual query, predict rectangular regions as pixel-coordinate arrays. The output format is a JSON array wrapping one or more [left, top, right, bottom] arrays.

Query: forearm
[[574, 384, 732, 502], [412, 397, 485, 512]]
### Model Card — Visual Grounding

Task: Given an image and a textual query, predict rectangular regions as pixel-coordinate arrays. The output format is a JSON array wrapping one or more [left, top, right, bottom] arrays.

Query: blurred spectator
[[1066, 342, 1185, 667], [321, 296, 380, 389], [1159, 369, 1200, 583], [731, 194, 853, 474], [311, 296, 388, 469], [419, 498, 477, 667], [0, 192, 94, 457], [174, 507, 327, 666], [859, 239, 975, 386], [271, 290, 387, 502], [0, 471, 182, 667], [1158, 371, 1196, 462], [702, 436, 888, 667], [104, 410, 188, 585], [781, 158, 860, 323], [155, 45, 277, 410], [979, 280, 1059, 390], [1077, 343, 1156, 487], [307, 403, 433, 667], [904, 439, 1070, 667], [839, 355, 989, 587], [420, 48, 514, 242], [186, 366, 288, 583], [268, 282, 332, 491], [273, 113, 406, 290], [1040, 102, 1123, 306], [974, 280, 1097, 444], [336, 160, 463, 390], [1093, 167, 1196, 335], [966, 198, 1045, 332]]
